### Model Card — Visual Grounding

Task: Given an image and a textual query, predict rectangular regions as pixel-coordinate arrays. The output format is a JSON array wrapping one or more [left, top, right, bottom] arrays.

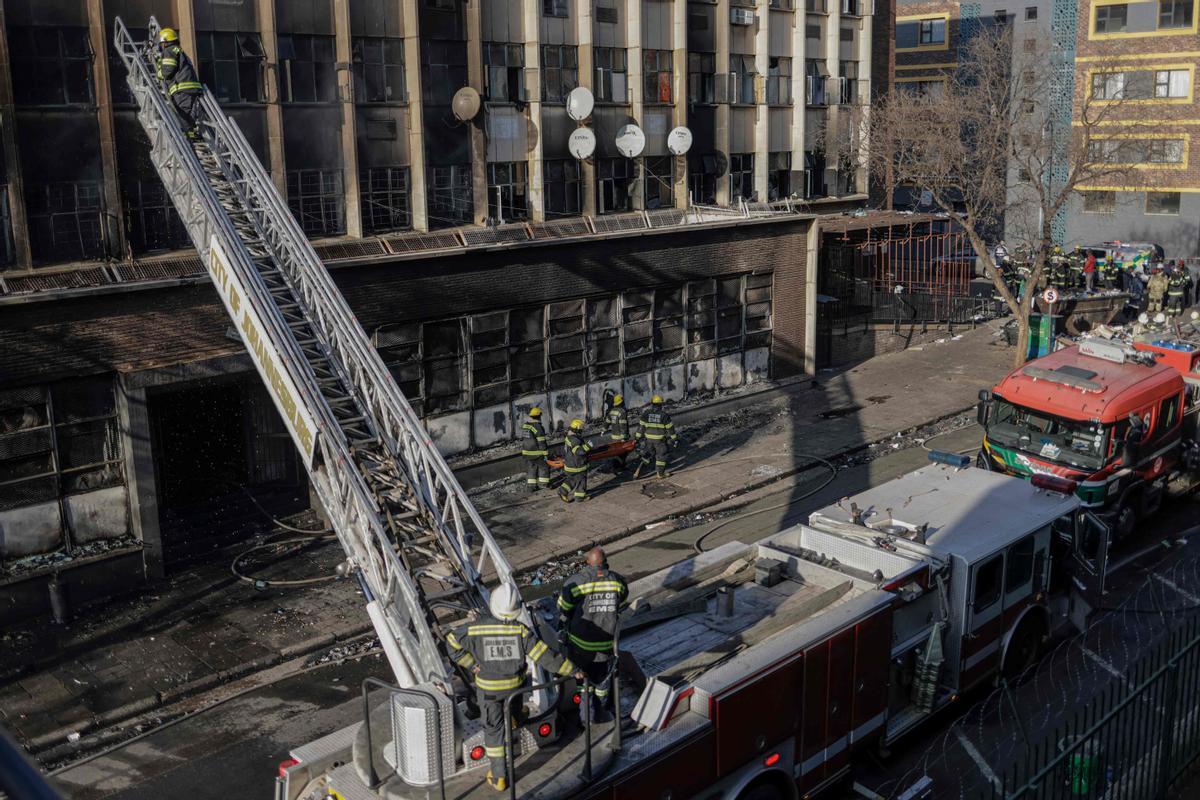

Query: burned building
[[0, 0, 873, 622]]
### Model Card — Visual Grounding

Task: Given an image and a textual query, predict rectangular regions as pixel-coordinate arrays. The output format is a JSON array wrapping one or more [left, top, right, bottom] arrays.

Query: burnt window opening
[[768, 151, 792, 200], [688, 154, 720, 205], [26, 182, 106, 265], [594, 47, 628, 103], [9, 26, 95, 107], [484, 43, 525, 103], [487, 161, 528, 222], [360, 167, 411, 234], [352, 37, 407, 104], [767, 57, 793, 105], [730, 53, 757, 105], [286, 169, 345, 237], [470, 312, 510, 407], [544, 159, 581, 217], [0, 378, 123, 522], [124, 179, 190, 254], [278, 34, 337, 103], [422, 40, 469, 105], [196, 31, 266, 104], [110, 27, 147, 106], [587, 296, 621, 381], [427, 164, 473, 228], [548, 300, 586, 389], [744, 273, 774, 349], [686, 279, 718, 360], [424, 319, 468, 414], [730, 153, 754, 202], [654, 287, 685, 367], [509, 307, 547, 396], [376, 322, 423, 413], [643, 49, 673, 104], [622, 289, 654, 375], [596, 157, 635, 215], [644, 156, 674, 209], [541, 44, 579, 103], [688, 52, 716, 104]]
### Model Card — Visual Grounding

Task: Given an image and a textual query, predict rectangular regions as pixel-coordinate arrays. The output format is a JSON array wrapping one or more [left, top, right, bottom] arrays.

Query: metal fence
[[820, 286, 1002, 329], [989, 615, 1200, 800]]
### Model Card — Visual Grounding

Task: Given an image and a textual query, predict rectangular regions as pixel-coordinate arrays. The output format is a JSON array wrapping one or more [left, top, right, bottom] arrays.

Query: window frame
[[972, 554, 1005, 613], [1159, 0, 1195, 29], [485, 160, 529, 222], [540, 43, 579, 103], [277, 33, 337, 104], [594, 46, 629, 104], [1094, 3, 1129, 35], [359, 166, 412, 234], [483, 42, 526, 103], [643, 49, 674, 104], [1145, 190, 1182, 215], [9, 26, 96, 108], [286, 169, 346, 237], [543, 0, 570, 16], [351, 36, 407, 104], [1081, 190, 1116, 213]]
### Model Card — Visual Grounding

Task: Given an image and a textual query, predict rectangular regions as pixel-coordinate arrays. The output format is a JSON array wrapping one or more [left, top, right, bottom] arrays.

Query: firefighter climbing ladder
[[112, 17, 517, 692]]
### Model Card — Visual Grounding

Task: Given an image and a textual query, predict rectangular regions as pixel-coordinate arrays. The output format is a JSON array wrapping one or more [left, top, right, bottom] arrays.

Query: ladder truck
[[114, 20, 1114, 800]]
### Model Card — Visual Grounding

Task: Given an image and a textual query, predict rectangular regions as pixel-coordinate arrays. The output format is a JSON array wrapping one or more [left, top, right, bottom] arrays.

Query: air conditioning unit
[[731, 7, 756, 25]]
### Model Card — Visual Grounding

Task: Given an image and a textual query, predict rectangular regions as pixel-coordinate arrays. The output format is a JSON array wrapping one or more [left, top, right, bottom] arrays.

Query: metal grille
[[591, 212, 648, 233], [460, 223, 530, 247], [0, 427, 52, 460], [312, 239, 388, 261], [384, 230, 462, 254], [4, 267, 109, 294], [389, 686, 455, 787], [529, 217, 591, 239], [646, 208, 688, 228], [112, 256, 205, 282]]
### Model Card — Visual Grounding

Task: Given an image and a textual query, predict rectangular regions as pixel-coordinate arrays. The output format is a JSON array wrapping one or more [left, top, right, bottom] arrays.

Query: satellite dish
[[615, 123, 646, 158], [568, 127, 597, 160], [451, 87, 481, 121], [667, 126, 694, 156], [566, 87, 595, 122]]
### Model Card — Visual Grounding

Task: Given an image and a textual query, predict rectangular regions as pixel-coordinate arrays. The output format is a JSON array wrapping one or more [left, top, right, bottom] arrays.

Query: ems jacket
[[446, 615, 575, 694], [605, 406, 629, 440], [156, 44, 202, 95], [521, 420, 548, 457], [636, 409, 678, 444], [558, 567, 629, 652], [563, 432, 591, 472]]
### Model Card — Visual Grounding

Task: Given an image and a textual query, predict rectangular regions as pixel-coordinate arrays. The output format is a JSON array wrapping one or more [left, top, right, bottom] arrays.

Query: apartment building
[[0, 0, 873, 622]]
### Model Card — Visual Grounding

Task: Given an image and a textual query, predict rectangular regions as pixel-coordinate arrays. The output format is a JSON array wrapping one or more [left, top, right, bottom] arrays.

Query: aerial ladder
[[112, 17, 562, 791]]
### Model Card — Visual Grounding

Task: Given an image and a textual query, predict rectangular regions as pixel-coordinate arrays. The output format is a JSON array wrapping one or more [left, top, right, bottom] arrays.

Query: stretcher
[[545, 438, 638, 469]]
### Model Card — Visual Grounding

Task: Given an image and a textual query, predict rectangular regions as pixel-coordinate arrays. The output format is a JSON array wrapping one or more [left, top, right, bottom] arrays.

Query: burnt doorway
[[148, 377, 307, 569]]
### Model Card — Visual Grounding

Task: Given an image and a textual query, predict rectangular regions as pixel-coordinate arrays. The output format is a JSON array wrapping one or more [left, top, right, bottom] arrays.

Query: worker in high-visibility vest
[[1167, 267, 1189, 315], [603, 394, 630, 471], [155, 28, 203, 140], [446, 584, 580, 792], [558, 547, 629, 722], [634, 396, 679, 479], [558, 419, 592, 503], [520, 407, 549, 492]]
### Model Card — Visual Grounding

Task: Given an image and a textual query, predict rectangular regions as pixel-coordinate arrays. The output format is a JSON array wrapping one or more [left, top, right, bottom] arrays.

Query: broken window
[[622, 289, 655, 376], [278, 35, 337, 103], [744, 273, 774, 348], [588, 296, 621, 380], [596, 157, 635, 214], [352, 37, 407, 104], [594, 47, 628, 103], [487, 161, 529, 222], [422, 40, 469, 105], [26, 182, 106, 265], [644, 156, 674, 210], [768, 151, 792, 200], [9, 26, 95, 107], [730, 153, 755, 203], [766, 57, 793, 105], [427, 164, 473, 228], [360, 166, 411, 234], [376, 322, 423, 414], [548, 300, 587, 389], [286, 169, 345, 237], [643, 50, 673, 104], [541, 44, 579, 103], [509, 307, 546, 396], [687, 280, 718, 360], [688, 52, 716, 104], [544, 159, 582, 217], [688, 154, 719, 205], [196, 31, 266, 104], [730, 54, 756, 105], [123, 178, 190, 254], [654, 287, 685, 366], [470, 312, 510, 406], [424, 319, 468, 413], [484, 43, 525, 102], [716, 276, 746, 355]]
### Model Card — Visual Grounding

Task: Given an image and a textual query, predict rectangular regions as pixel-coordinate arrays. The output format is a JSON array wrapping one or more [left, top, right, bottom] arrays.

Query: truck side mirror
[[976, 390, 992, 427]]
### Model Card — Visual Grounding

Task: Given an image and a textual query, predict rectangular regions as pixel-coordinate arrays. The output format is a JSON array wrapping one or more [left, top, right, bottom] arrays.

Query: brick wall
[[823, 321, 966, 367], [770, 223, 812, 378]]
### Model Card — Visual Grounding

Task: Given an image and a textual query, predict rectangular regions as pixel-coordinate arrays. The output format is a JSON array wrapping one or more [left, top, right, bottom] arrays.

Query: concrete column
[[671, 0, 688, 209], [173, 0, 196, 58], [627, 0, 644, 210], [333, 0, 363, 237], [577, 0, 597, 217], [753, 2, 770, 202], [856, 2, 872, 194], [791, 4, 807, 195], [90, 0, 128, 260], [826, 0, 841, 193], [714, 0, 731, 205], [118, 381, 165, 580], [523, 1, 545, 222], [803, 216, 819, 374], [466, 0, 488, 225], [256, 0, 288, 196], [0, 2, 31, 269], [401, 0, 429, 231]]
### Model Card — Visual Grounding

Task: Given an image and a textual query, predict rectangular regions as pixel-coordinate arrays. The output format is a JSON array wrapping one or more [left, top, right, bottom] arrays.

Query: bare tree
[[869, 24, 1163, 365]]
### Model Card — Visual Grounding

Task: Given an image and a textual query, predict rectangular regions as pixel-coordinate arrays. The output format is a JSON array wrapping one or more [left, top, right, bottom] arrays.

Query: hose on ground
[[230, 536, 338, 588]]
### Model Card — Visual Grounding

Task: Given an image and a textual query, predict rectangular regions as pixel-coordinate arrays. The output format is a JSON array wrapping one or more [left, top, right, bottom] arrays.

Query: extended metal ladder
[[112, 18, 517, 692]]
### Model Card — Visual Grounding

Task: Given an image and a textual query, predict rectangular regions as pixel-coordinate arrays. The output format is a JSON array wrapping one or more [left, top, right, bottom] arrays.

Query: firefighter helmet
[[488, 583, 521, 620], [159, 27, 179, 44], [569, 418, 584, 430], [651, 395, 664, 405], [528, 407, 542, 418], [613, 394, 624, 406]]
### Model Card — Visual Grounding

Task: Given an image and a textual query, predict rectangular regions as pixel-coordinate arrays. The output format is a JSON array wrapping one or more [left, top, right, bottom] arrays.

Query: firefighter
[[1047, 246, 1069, 293], [603, 394, 630, 471], [155, 28, 203, 140], [1067, 246, 1084, 291], [558, 547, 629, 722], [1168, 267, 1188, 315], [634, 395, 679, 479], [1147, 267, 1169, 314], [558, 419, 592, 503], [446, 584, 581, 791], [1102, 253, 1122, 292], [520, 407, 549, 493]]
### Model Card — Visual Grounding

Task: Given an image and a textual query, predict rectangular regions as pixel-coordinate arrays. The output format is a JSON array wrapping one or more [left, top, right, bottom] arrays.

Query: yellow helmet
[[613, 394, 624, 406], [651, 395, 664, 405], [570, 419, 584, 430], [159, 27, 179, 44], [528, 407, 542, 418]]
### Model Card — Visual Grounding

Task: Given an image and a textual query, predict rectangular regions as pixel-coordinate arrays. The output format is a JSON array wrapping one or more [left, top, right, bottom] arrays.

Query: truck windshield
[[988, 399, 1109, 471]]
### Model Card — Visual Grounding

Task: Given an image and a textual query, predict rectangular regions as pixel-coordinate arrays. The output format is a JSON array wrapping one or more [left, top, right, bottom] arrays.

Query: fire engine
[[977, 336, 1200, 540]]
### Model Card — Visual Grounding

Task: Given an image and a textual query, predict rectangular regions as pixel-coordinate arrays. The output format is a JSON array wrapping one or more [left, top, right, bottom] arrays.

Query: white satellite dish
[[451, 87, 481, 121], [566, 87, 595, 122], [667, 126, 694, 156], [568, 127, 597, 160], [615, 123, 646, 158]]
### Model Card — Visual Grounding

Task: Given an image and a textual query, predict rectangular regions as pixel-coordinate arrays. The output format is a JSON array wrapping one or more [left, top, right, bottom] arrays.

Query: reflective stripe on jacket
[[605, 406, 629, 440], [156, 44, 202, 94], [521, 421, 548, 457], [636, 408, 677, 442], [558, 567, 629, 650], [445, 615, 574, 694], [563, 432, 591, 472]]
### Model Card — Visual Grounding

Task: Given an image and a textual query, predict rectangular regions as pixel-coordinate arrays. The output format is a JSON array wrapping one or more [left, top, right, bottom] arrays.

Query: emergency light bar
[[927, 450, 971, 468], [1030, 473, 1078, 495]]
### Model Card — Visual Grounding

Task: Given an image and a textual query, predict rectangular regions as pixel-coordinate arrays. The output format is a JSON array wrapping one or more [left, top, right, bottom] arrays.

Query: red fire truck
[[284, 460, 1108, 800]]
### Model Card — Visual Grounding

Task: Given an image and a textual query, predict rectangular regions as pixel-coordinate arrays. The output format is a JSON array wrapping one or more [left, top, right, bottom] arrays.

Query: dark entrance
[[148, 377, 307, 568]]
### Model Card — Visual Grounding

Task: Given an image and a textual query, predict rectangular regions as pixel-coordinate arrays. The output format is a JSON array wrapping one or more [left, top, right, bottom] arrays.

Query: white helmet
[[488, 583, 521, 620]]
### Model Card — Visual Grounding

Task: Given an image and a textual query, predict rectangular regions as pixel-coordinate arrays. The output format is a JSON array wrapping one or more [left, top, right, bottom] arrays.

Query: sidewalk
[[0, 322, 1015, 755]]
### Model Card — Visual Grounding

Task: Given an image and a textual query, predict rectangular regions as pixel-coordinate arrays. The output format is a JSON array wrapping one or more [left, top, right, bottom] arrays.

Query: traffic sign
[[1042, 288, 1059, 304]]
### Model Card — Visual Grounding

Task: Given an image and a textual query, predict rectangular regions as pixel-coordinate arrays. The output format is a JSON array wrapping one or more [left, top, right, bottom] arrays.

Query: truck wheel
[[736, 777, 789, 800], [1113, 498, 1139, 542], [1002, 616, 1046, 680], [976, 450, 991, 471]]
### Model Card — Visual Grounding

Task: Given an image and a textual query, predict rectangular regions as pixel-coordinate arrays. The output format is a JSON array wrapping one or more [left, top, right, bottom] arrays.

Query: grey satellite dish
[[667, 126, 694, 156], [615, 123, 646, 158], [568, 127, 597, 160], [566, 87, 595, 122], [452, 87, 481, 121]]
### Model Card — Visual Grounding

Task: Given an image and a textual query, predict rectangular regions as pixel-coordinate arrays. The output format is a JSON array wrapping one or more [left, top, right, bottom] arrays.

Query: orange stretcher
[[545, 438, 638, 469]]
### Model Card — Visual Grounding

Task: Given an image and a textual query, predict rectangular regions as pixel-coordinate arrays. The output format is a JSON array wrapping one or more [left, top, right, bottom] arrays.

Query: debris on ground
[[304, 636, 381, 668], [1, 535, 141, 579]]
